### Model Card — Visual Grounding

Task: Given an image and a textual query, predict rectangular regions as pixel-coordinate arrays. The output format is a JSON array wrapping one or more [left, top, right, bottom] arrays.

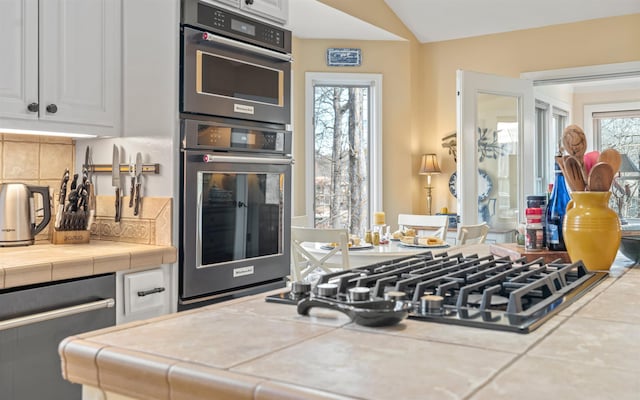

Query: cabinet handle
[[0, 298, 115, 331], [46, 104, 58, 113], [27, 102, 39, 112], [137, 287, 166, 297]]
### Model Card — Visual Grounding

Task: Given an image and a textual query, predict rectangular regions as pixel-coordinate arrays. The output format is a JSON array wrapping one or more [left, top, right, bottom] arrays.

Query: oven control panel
[[182, 118, 291, 155], [190, 1, 289, 52]]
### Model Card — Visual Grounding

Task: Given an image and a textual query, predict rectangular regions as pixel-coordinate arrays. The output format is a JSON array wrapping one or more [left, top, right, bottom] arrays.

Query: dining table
[[303, 239, 454, 267]]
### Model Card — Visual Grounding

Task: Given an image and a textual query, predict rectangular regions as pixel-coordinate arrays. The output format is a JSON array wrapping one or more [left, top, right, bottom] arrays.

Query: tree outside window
[[313, 85, 369, 235]]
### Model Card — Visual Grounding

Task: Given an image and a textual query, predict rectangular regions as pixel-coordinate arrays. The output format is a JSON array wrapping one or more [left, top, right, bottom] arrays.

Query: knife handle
[[129, 177, 135, 208], [134, 183, 141, 216], [115, 188, 121, 222]]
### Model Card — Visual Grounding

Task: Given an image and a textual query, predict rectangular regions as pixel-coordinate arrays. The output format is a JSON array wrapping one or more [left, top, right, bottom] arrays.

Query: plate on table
[[320, 243, 374, 251], [398, 242, 449, 249]]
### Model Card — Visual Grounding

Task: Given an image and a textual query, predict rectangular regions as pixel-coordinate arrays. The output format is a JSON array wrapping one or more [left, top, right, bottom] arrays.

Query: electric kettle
[[0, 183, 52, 246]]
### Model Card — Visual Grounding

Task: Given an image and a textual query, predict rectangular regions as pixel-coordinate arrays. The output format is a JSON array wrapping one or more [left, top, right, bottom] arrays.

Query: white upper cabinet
[[241, 0, 288, 24], [209, 0, 288, 25], [0, 0, 38, 120], [0, 0, 121, 136]]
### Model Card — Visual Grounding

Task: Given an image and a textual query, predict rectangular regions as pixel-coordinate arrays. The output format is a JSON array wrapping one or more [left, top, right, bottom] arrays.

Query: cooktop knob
[[316, 283, 338, 298], [421, 294, 444, 315], [348, 287, 370, 302]]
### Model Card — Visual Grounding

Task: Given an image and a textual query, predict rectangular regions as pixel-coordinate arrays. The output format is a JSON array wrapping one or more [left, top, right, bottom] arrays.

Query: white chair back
[[457, 222, 490, 245], [290, 227, 350, 282], [397, 214, 449, 241]]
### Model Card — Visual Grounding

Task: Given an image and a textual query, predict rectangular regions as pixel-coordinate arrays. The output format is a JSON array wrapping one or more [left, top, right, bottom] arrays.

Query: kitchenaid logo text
[[1, 228, 16, 232], [233, 266, 254, 277], [234, 104, 254, 114]]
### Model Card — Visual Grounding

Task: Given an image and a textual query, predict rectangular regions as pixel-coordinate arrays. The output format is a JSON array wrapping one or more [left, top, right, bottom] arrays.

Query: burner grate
[[265, 250, 608, 333]]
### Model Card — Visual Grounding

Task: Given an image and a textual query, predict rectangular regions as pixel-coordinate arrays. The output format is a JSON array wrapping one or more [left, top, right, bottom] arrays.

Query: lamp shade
[[419, 154, 441, 175]]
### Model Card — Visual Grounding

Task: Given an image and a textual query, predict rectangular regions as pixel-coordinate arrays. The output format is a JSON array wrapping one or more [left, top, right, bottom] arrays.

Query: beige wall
[[291, 37, 425, 224], [292, 6, 640, 227], [421, 13, 640, 212]]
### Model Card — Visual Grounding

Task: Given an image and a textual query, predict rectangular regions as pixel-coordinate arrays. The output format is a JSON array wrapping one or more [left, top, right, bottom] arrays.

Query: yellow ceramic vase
[[562, 191, 621, 271]]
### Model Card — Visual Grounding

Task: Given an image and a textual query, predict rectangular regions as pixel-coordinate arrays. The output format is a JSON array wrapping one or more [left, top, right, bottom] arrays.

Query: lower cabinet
[[116, 264, 176, 325]]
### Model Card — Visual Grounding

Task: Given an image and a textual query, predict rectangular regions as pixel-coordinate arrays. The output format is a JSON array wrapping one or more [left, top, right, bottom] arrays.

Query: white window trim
[[304, 72, 383, 226], [584, 101, 640, 149]]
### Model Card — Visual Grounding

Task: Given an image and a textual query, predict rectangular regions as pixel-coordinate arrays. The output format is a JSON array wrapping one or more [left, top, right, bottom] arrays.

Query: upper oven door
[[181, 26, 291, 125]]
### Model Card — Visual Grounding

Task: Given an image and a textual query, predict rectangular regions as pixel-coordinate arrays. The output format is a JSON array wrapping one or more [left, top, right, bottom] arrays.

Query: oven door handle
[[200, 31, 292, 63], [203, 154, 293, 165], [0, 298, 115, 331]]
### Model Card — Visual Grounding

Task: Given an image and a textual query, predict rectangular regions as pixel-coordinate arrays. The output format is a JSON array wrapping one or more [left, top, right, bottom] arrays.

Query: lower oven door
[[181, 150, 292, 301]]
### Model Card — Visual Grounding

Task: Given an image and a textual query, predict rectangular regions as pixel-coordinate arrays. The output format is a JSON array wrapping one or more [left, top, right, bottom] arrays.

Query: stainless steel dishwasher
[[0, 273, 115, 400]]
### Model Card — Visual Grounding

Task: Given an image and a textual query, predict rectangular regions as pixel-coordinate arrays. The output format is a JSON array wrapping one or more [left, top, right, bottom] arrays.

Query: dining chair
[[397, 214, 449, 241], [290, 227, 350, 282], [457, 222, 490, 245]]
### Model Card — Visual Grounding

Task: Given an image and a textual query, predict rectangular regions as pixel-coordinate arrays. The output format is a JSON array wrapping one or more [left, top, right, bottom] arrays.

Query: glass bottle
[[546, 163, 571, 251]]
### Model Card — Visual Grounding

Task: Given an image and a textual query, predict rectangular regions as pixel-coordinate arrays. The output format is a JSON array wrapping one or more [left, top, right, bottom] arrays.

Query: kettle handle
[[28, 185, 52, 236]]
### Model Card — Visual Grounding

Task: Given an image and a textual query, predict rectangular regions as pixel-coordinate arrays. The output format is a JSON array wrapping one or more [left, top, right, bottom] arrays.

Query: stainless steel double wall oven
[[179, 0, 293, 308]]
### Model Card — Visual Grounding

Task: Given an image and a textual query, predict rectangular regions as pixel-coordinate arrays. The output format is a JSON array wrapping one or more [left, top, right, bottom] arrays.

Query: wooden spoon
[[598, 148, 622, 175], [562, 125, 587, 162], [563, 155, 586, 191], [587, 161, 615, 192]]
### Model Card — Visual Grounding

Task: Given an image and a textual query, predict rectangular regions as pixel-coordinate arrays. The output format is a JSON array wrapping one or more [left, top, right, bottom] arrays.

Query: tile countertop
[[59, 244, 640, 400], [0, 241, 177, 289]]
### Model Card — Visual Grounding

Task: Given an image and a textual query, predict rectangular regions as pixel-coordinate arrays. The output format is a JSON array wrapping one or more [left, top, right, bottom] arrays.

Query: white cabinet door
[[116, 265, 175, 324], [39, 0, 120, 128], [241, 0, 288, 24], [0, 0, 38, 120]]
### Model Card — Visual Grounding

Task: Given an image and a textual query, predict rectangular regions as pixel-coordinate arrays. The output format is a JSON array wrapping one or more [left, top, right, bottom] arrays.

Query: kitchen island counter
[[60, 244, 640, 400]]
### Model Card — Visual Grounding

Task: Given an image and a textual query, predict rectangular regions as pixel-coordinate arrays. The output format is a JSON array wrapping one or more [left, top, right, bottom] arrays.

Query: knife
[[112, 145, 121, 222], [128, 156, 135, 208], [54, 169, 70, 229], [84, 146, 96, 231], [133, 152, 143, 216]]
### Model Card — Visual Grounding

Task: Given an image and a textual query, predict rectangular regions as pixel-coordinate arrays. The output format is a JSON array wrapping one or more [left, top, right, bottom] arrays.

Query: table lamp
[[419, 154, 441, 215]]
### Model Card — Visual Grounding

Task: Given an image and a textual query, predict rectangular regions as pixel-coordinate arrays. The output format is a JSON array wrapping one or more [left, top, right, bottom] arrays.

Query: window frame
[[304, 72, 383, 227]]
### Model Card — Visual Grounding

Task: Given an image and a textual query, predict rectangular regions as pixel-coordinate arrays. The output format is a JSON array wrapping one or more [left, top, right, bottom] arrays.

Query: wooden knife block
[[51, 229, 90, 245]]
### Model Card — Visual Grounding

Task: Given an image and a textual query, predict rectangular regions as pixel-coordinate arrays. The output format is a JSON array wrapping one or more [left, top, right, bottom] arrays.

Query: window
[[534, 99, 568, 195], [592, 108, 640, 218], [305, 73, 382, 236]]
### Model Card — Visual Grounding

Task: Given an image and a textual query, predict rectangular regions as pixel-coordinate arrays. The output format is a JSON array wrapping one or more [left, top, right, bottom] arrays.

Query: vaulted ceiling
[[290, 0, 640, 43]]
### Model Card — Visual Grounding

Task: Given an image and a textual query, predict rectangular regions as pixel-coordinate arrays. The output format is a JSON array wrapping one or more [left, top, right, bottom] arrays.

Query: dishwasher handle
[[0, 298, 115, 331]]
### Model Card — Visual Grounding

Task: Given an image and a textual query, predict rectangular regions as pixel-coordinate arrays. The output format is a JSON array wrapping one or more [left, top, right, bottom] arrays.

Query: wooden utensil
[[598, 148, 622, 175], [587, 161, 614, 192], [562, 125, 587, 162], [563, 155, 586, 191], [583, 151, 600, 175]]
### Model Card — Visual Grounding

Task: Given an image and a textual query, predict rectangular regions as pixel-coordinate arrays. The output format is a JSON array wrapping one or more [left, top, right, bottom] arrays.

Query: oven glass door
[[197, 50, 283, 106], [198, 169, 284, 266]]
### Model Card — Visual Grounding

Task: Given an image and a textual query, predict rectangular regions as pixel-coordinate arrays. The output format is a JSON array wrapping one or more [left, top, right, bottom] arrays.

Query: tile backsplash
[[1, 133, 173, 246], [1, 134, 75, 242], [0, 133, 75, 187]]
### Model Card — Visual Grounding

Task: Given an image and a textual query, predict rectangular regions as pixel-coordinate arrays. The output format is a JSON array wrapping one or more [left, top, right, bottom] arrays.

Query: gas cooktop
[[265, 250, 609, 333]]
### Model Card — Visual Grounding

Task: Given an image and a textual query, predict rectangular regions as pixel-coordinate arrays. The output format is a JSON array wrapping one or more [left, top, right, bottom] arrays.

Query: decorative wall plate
[[448, 169, 493, 202]]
